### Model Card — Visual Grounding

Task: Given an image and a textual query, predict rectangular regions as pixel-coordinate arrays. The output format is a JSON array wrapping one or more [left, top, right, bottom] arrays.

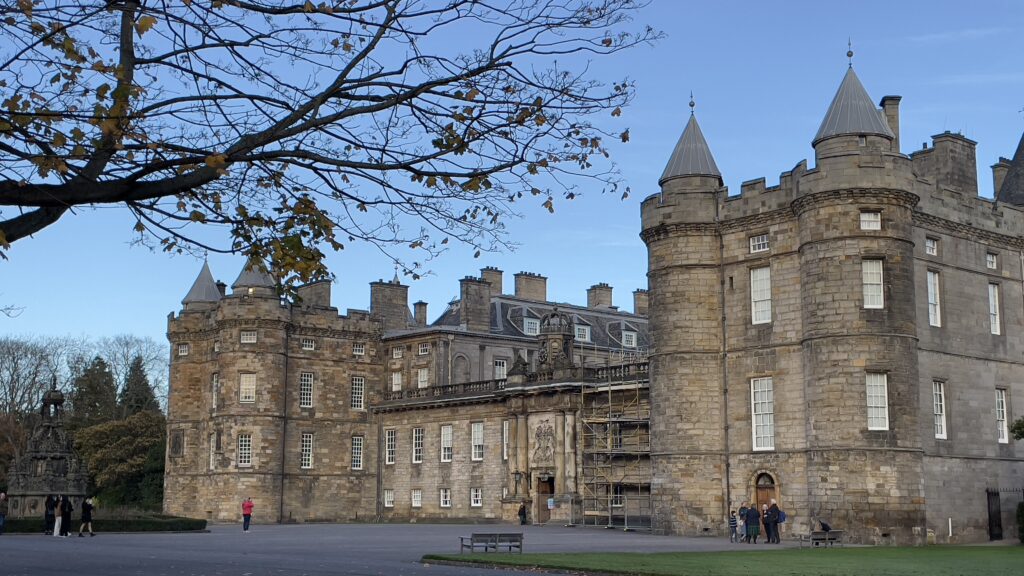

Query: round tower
[[641, 105, 727, 535]]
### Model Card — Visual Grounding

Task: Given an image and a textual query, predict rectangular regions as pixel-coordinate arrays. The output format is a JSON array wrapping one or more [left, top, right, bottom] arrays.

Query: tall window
[[996, 389, 1008, 444], [989, 283, 1001, 335], [502, 420, 509, 461], [240, 329, 257, 344], [214, 341, 220, 353], [860, 211, 881, 230], [383, 489, 395, 508], [418, 342, 430, 355], [524, 318, 540, 336], [417, 368, 429, 389], [392, 346, 403, 359], [239, 373, 256, 403], [750, 267, 772, 324], [750, 377, 774, 451], [622, 331, 637, 348], [411, 489, 422, 508], [866, 373, 889, 430], [352, 342, 365, 356], [440, 488, 451, 508], [611, 484, 624, 507], [440, 424, 453, 462], [932, 381, 947, 440], [237, 433, 252, 467], [350, 376, 365, 410], [470, 487, 482, 507], [391, 371, 402, 392], [209, 434, 216, 471], [471, 422, 484, 461], [493, 359, 507, 380], [301, 337, 315, 351], [575, 325, 591, 342], [385, 429, 396, 465], [925, 237, 938, 256], [927, 270, 941, 327], [300, 432, 313, 469], [178, 343, 190, 356], [749, 233, 770, 253], [862, 260, 884, 309], [211, 373, 219, 411], [299, 372, 314, 408], [412, 427, 424, 463], [351, 436, 364, 470]]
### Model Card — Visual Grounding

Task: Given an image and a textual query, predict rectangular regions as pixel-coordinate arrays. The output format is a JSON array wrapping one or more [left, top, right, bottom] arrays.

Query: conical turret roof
[[231, 257, 275, 290], [997, 132, 1024, 205], [659, 114, 720, 185], [813, 67, 894, 145], [182, 261, 221, 304]]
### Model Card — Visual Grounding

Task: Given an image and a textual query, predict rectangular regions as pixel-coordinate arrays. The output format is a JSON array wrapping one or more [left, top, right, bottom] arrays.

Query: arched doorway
[[755, 472, 777, 512]]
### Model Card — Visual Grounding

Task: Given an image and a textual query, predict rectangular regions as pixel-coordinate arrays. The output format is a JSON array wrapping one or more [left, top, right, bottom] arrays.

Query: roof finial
[[393, 264, 400, 284], [847, 38, 854, 68], [688, 91, 695, 116]]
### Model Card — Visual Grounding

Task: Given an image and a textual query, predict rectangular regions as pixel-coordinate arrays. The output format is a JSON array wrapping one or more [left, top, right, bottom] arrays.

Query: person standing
[[737, 501, 749, 543], [727, 510, 738, 543], [44, 495, 56, 535], [759, 504, 770, 544], [59, 494, 73, 537], [78, 496, 95, 537], [52, 495, 63, 537], [766, 499, 781, 543], [0, 492, 8, 536], [517, 503, 527, 525], [744, 504, 761, 544], [241, 497, 254, 532]]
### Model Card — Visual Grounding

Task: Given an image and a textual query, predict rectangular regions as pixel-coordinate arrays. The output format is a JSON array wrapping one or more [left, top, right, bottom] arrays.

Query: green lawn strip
[[423, 547, 1024, 576]]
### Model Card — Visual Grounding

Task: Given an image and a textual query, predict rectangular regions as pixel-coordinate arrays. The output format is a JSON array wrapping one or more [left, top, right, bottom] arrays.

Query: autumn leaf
[[135, 16, 157, 36]]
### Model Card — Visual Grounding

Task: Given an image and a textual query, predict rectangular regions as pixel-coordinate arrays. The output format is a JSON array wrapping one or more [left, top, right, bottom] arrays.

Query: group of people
[[44, 494, 95, 538], [728, 499, 783, 544]]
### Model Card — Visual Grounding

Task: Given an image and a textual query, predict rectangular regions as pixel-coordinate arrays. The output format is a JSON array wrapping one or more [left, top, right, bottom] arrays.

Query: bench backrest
[[826, 530, 844, 539], [470, 533, 522, 541], [808, 531, 828, 538]]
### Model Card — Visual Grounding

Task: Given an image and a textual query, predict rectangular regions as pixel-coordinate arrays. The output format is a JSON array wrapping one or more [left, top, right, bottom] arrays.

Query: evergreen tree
[[118, 355, 159, 418], [67, 356, 118, 431]]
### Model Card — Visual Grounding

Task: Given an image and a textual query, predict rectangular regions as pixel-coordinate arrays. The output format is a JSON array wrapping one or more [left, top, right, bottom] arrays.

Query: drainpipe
[[278, 326, 290, 523], [718, 192, 732, 522]]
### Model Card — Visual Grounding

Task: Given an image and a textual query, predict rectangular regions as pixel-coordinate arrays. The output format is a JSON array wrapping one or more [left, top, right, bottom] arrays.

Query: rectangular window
[[933, 381, 947, 440], [350, 376, 365, 410], [299, 372, 314, 408], [502, 420, 509, 461], [385, 429, 396, 465], [470, 487, 482, 507], [352, 342, 365, 356], [989, 283, 1001, 335], [391, 371, 402, 391], [987, 252, 998, 270], [749, 233, 770, 253], [524, 318, 540, 336], [860, 211, 881, 230], [575, 325, 591, 342], [440, 488, 451, 508], [209, 434, 216, 471], [471, 422, 484, 461], [996, 389, 1008, 444], [211, 373, 219, 411], [239, 373, 256, 403], [351, 436, 364, 470], [392, 346, 403, 359], [927, 270, 941, 327], [301, 337, 315, 351], [412, 427, 424, 463], [750, 377, 774, 451], [214, 341, 220, 353], [300, 432, 313, 469], [383, 489, 394, 508], [237, 433, 252, 467], [493, 359, 507, 380], [411, 489, 422, 508], [862, 260, 884, 309], [611, 484, 625, 507], [622, 331, 637, 348], [925, 237, 938, 256], [440, 424, 453, 462], [866, 373, 889, 431], [240, 330, 257, 344], [750, 266, 772, 324], [417, 368, 429, 389], [418, 342, 430, 355], [178, 343, 189, 356]]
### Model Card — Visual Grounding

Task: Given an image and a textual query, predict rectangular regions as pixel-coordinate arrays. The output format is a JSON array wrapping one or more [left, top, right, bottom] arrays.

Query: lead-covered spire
[[996, 131, 1024, 205], [231, 256, 275, 290], [813, 67, 894, 146], [659, 111, 721, 186], [182, 261, 221, 305]]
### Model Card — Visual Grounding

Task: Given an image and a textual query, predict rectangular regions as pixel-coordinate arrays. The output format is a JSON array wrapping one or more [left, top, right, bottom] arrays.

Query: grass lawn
[[423, 546, 1024, 576]]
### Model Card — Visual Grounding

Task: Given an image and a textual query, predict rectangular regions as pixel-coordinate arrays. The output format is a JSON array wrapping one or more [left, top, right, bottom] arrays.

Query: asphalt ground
[[0, 522, 801, 576]]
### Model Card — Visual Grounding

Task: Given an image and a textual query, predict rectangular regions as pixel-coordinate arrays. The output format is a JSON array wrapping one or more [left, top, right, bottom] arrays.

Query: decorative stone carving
[[531, 422, 555, 465]]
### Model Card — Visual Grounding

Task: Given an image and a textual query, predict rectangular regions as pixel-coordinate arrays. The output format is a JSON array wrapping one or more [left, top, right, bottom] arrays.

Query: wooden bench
[[459, 532, 524, 554], [799, 530, 845, 548]]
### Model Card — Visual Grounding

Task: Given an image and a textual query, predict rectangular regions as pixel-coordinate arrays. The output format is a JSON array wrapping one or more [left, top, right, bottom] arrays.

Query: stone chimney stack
[[459, 277, 491, 333], [514, 272, 547, 301], [633, 289, 649, 316], [296, 280, 331, 308], [587, 283, 613, 308], [370, 278, 410, 332], [993, 157, 1012, 197], [216, 281, 227, 297], [480, 267, 503, 294], [414, 301, 428, 327], [880, 95, 901, 152]]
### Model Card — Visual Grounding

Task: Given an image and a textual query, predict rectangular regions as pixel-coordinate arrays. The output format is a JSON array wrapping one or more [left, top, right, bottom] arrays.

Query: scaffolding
[[580, 347, 653, 530]]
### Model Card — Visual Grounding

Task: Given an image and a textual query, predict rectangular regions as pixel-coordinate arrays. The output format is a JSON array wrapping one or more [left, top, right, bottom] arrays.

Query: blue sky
[[3, 0, 1024, 346]]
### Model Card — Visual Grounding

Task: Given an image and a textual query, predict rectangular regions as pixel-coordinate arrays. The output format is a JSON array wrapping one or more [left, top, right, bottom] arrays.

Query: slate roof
[[182, 261, 221, 304], [814, 67, 894, 145], [659, 114, 720, 184], [997, 132, 1024, 206], [231, 257, 275, 290]]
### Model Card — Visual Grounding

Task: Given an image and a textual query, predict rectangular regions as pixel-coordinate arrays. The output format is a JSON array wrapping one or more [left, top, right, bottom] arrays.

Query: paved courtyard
[[0, 522, 798, 576]]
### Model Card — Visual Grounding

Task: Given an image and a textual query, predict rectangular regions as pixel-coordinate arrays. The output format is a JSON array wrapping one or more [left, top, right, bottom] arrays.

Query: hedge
[[2, 516, 206, 533]]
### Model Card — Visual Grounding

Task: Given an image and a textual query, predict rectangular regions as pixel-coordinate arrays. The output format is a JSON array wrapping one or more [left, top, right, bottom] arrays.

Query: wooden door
[[987, 490, 1003, 541], [755, 473, 776, 512], [537, 478, 554, 524]]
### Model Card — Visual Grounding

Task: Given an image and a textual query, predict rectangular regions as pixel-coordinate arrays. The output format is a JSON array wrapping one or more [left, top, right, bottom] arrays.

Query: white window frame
[[925, 237, 938, 256], [301, 337, 315, 351], [524, 318, 540, 336], [237, 433, 252, 467], [299, 372, 314, 408], [211, 372, 219, 411], [411, 489, 422, 508], [418, 342, 430, 355], [750, 377, 774, 451], [385, 429, 396, 465], [622, 331, 637, 348], [862, 260, 884, 309], [470, 487, 482, 507], [417, 368, 429, 389], [927, 270, 941, 327], [749, 233, 770, 253], [351, 436, 364, 470], [502, 420, 509, 461], [989, 283, 1001, 335], [213, 341, 220, 353], [239, 373, 256, 403], [575, 325, 591, 342], [178, 343, 190, 357], [440, 488, 451, 508], [352, 342, 365, 356], [412, 427, 424, 464], [300, 432, 314, 469], [240, 330, 257, 344], [750, 266, 772, 325], [391, 371, 402, 392], [611, 484, 625, 507], [392, 346, 403, 359], [471, 422, 484, 461], [383, 489, 394, 508], [493, 359, 507, 380], [996, 388, 1008, 444], [933, 381, 947, 440], [860, 211, 881, 230], [440, 424, 453, 462], [350, 376, 365, 410], [987, 252, 998, 270], [866, 373, 890, 431]]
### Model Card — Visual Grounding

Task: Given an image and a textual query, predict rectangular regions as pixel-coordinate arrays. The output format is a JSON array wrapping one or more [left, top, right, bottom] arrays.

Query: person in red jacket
[[241, 497, 254, 532]]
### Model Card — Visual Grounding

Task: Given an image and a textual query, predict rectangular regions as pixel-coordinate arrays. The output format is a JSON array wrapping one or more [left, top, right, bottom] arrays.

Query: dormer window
[[524, 318, 540, 336], [622, 331, 637, 348], [860, 211, 881, 230], [575, 325, 591, 342]]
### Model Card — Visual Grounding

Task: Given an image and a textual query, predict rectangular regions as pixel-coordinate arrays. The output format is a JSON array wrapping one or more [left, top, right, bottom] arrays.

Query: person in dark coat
[[44, 495, 56, 535], [765, 499, 781, 543], [78, 497, 95, 537], [744, 504, 761, 544], [517, 503, 528, 525], [59, 494, 74, 537]]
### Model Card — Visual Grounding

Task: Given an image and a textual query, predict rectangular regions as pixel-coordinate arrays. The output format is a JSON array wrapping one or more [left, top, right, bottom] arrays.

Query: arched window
[[453, 355, 471, 384]]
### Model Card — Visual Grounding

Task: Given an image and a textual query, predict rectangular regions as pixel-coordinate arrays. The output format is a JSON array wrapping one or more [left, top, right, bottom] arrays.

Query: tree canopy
[[74, 409, 165, 508], [67, 355, 118, 431], [118, 355, 159, 417], [0, 0, 657, 286]]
